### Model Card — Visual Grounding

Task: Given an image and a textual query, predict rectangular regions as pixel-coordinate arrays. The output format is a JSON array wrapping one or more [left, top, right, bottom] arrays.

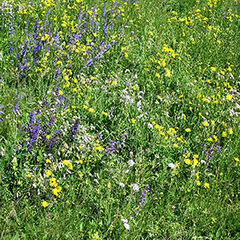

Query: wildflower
[[131, 118, 136, 124], [46, 170, 52, 177], [185, 128, 191, 132], [226, 94, 233, 101], [222, 131, 227, 137], [184, 159, 191, 165], [133, 184, 139, 192], [119, 182, 125, 188], [168, 163, 175, 169], [52, 186, 62, 196], [173, 143, 178, 148], [196, 181, 201, 186], [211, 67, 216, 71], [202, 121, 209, 127], [109, 168, 113, 174], [59, 90, 63, 96], [50, 178, 57, 187], [204, 183, 210, 189], [41, 201, 48, 208], [62, 160, 73, 170], [46, 135, 51, 140], [128, 160, 135, 167], [102, 111, 108, 116], [228, 128, 233, 134], [89, 108, 95, 113], [234, 157, 239, 162], [121, 219, 130, 230], [165, 68, 171, 77]]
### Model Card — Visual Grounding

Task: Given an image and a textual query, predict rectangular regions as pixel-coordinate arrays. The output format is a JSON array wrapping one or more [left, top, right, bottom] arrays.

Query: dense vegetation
[[0, 0, 239, 239]]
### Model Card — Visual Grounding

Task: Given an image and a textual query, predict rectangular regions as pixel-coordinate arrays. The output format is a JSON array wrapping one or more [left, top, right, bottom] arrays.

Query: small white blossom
[[128, 159, 135, 167], [148, 123, 153, 128], [168, 163, 175, 169], [124, 223, 130, 230], [121, 219, 130, 230], [132, 183, 139, 192], [119, 182, 125, 188]]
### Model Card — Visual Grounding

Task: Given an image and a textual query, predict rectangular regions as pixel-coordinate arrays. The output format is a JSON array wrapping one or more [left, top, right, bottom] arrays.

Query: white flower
[[124, 223, 130, 230], [132, 183, 139, 192], [128, 160, 135, 167], [119, 182, 125, 188], [148, 123, 153, 128], [121, 219, 130, 230], [121, 218, 128, 223], [167, 163, 175, 169]]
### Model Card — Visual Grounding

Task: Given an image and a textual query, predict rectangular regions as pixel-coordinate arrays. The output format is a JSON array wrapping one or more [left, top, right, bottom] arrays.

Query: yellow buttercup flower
[[46, 170, 52, 177], [222, 131, 227, 137], [204, 183, 210, 189], [41, 201, 48, 208], [202, 121, 209, 127], [226, 95, 233, 101]]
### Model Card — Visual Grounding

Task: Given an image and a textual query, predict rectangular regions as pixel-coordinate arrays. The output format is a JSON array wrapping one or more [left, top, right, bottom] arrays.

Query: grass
[[0, 0, 240, 239]]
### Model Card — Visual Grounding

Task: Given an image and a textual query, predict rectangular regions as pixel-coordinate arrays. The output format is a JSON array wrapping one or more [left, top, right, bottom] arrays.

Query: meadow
[[0, 0, 239, 239]]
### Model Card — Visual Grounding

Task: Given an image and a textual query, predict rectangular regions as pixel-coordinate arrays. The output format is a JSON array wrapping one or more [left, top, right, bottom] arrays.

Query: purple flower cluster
[[200, 141, 221, 160], [105, 132, 128, 154], [0, 105, 4, 122], [138, 185, 150, 206], [18, 89, 68, 151]]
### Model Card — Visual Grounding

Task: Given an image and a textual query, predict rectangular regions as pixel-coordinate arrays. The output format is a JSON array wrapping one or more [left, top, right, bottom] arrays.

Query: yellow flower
[[204, 183, 210, 189], [52, 187, 60, 196], [228, 128, 233, 134], [196, 181, 201, 186], [202, 121, 209, 127], [62, 160, 73, 170], [165, 68, 171, 77], [59, 90, 63, 96], [88, 108, 95, 113], [41, 201, 48, 208], [64, 75, 69, 81], [173, 143, 178, 148], [155, 73, 160, 78], [131, 118, 136, 124], [234, 157, 239, 162], [184, 159, 191, 165], [193, 158, 198, 166], [211, 67, 216, 71], [185, 128, 191, 132], [226, 94, 233, 101], [50, 178, 57, 187], [46, 170, 52, 177], [222, 131, 227, 137], [102, 111, 108, 116], [46, 135, 51, 140]]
